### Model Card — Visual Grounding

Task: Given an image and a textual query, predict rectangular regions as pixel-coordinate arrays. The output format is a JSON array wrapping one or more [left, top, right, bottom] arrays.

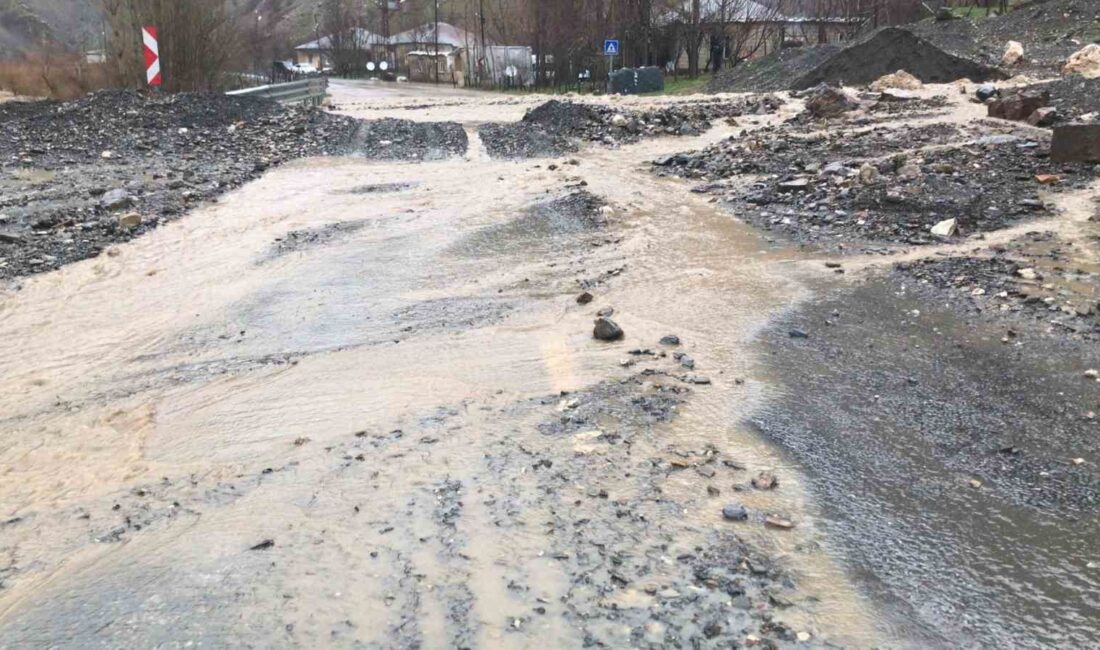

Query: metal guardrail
[[227, 77, 328, 107]]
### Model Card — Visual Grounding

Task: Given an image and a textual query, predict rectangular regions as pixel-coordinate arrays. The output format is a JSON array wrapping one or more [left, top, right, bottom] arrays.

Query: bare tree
[[101, 0, 243, 91]]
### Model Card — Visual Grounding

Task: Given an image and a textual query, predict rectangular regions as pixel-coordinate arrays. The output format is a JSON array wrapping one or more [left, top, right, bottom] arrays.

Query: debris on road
[[593, 317, 624, 341]]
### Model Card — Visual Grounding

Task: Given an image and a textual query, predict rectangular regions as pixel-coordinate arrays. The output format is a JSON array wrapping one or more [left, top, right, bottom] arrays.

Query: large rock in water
[[791, 28, 1006, 90]]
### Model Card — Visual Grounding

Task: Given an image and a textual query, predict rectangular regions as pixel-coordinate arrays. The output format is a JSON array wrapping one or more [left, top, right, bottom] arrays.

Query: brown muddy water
[[0, 90, 884, 648]]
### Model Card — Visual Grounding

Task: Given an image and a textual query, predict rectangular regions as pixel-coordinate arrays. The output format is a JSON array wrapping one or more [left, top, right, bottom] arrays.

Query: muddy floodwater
[[1, 79, 1097, 648]]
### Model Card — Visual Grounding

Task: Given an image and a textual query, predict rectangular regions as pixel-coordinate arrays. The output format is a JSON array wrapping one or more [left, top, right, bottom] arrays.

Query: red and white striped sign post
[[142, 26, 161, 86]]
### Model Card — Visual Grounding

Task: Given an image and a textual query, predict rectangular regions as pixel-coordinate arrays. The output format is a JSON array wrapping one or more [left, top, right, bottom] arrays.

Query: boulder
[[988, 89, 1050, 122], [593, 317, 624, 341], [975, 83, 998, 102], [869, 70, 923, 92], [1001, 41, 1024, 66], [100, 188, 132, 210], [1026, 107, 1058, 127], [930, 218, 957, 237], [118, 212, 142, 229], [804, 84, 859, 118], [1063, 44, 1100, 80], [1051, 124, 1100, 163]]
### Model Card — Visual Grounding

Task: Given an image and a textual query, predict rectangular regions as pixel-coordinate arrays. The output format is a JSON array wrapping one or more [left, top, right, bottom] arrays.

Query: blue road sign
[[603, 39, 620, 56]]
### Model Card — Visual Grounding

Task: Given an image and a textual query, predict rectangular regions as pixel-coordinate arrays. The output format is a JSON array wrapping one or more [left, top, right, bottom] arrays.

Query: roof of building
[[296, 28, 384, 51], [389, 22, 478, 48], [657, 0, 863, 25]]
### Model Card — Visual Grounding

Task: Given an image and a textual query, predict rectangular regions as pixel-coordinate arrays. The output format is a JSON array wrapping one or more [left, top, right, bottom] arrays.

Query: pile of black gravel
[[706, 44, 843, 94], [1016, 75, 1100, 124], [353, 118, 468, 160], [479, 96, 782, 159]]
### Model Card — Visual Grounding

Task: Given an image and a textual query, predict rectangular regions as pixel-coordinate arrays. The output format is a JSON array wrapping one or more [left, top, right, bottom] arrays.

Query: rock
[[249, 539, 275, 551], [117, 212, 142, 229], [100, 150, 114, 159], [680, 355, 695, 370], [788, 328, 809, 339], [1017, 267, 1040, 280], [752, 472, 778, 490], [804, 84, 860, 118], [1085, 369, 1099, 379], [1051, 124, 1100, 163], [1001, 41, 1024, 66], [930, 218, 957, 237], [576, 291, 594, 304], [869, 70, 923, 92], [764, 515, 794, 529], [859, 163, 878, 184], [722, 504, 748, 521], [593, 317, 624, 341], [778, 178, 810, 192], [100, 189, 132, 210], [897, 163, 922, 181], [988, 89, 1050, 122], [659, 334, 681, 346], [1063, 44, 1100, 79], [969, 479, 983, 489], [975, 83, 998, 102], [596, 306, 614, 318], [610, 114, 628, 128], [0, 231, 24, 244], [1034, 174, 1060, 185], [1026, 107, 1057, 127], [935, 6, 956, 21]]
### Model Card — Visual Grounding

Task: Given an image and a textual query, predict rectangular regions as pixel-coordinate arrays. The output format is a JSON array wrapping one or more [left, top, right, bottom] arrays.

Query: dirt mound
[[354, 118, 467, 160], [793, 28, 1005, 90], [706, 43, 842, 93], [523, 99, 605, 132]]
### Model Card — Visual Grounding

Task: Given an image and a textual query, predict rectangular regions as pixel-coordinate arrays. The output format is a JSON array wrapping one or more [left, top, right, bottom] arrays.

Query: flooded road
[[2, 79, 1097, 648], [0, 82, 879, 647]]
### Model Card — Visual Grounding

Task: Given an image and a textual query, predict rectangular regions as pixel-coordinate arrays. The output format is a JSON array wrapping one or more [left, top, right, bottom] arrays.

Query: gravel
[[479, 96, 783, 159], [0, 90, 467, 280]]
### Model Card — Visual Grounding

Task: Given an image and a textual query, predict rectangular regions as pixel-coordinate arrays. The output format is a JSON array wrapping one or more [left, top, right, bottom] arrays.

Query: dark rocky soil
[[709, 0, 1099, 93], [0, 91, 468, 281], [479, 97, 782, 159], [752, 276, 1100, 647], [895, 230, 1100, 340], [353, 118, 468, 160], [656, 121, 1095, 250], [1017, 75, 1100, 123]]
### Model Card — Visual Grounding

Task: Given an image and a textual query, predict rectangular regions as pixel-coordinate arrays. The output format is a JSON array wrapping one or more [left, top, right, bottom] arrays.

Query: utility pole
[[479, 0, 487, 86], [433, 0, 440, 84]]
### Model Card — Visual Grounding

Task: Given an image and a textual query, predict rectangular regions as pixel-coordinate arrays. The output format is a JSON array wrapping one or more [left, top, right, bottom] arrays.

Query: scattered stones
[[593, 317, 624, 341]]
